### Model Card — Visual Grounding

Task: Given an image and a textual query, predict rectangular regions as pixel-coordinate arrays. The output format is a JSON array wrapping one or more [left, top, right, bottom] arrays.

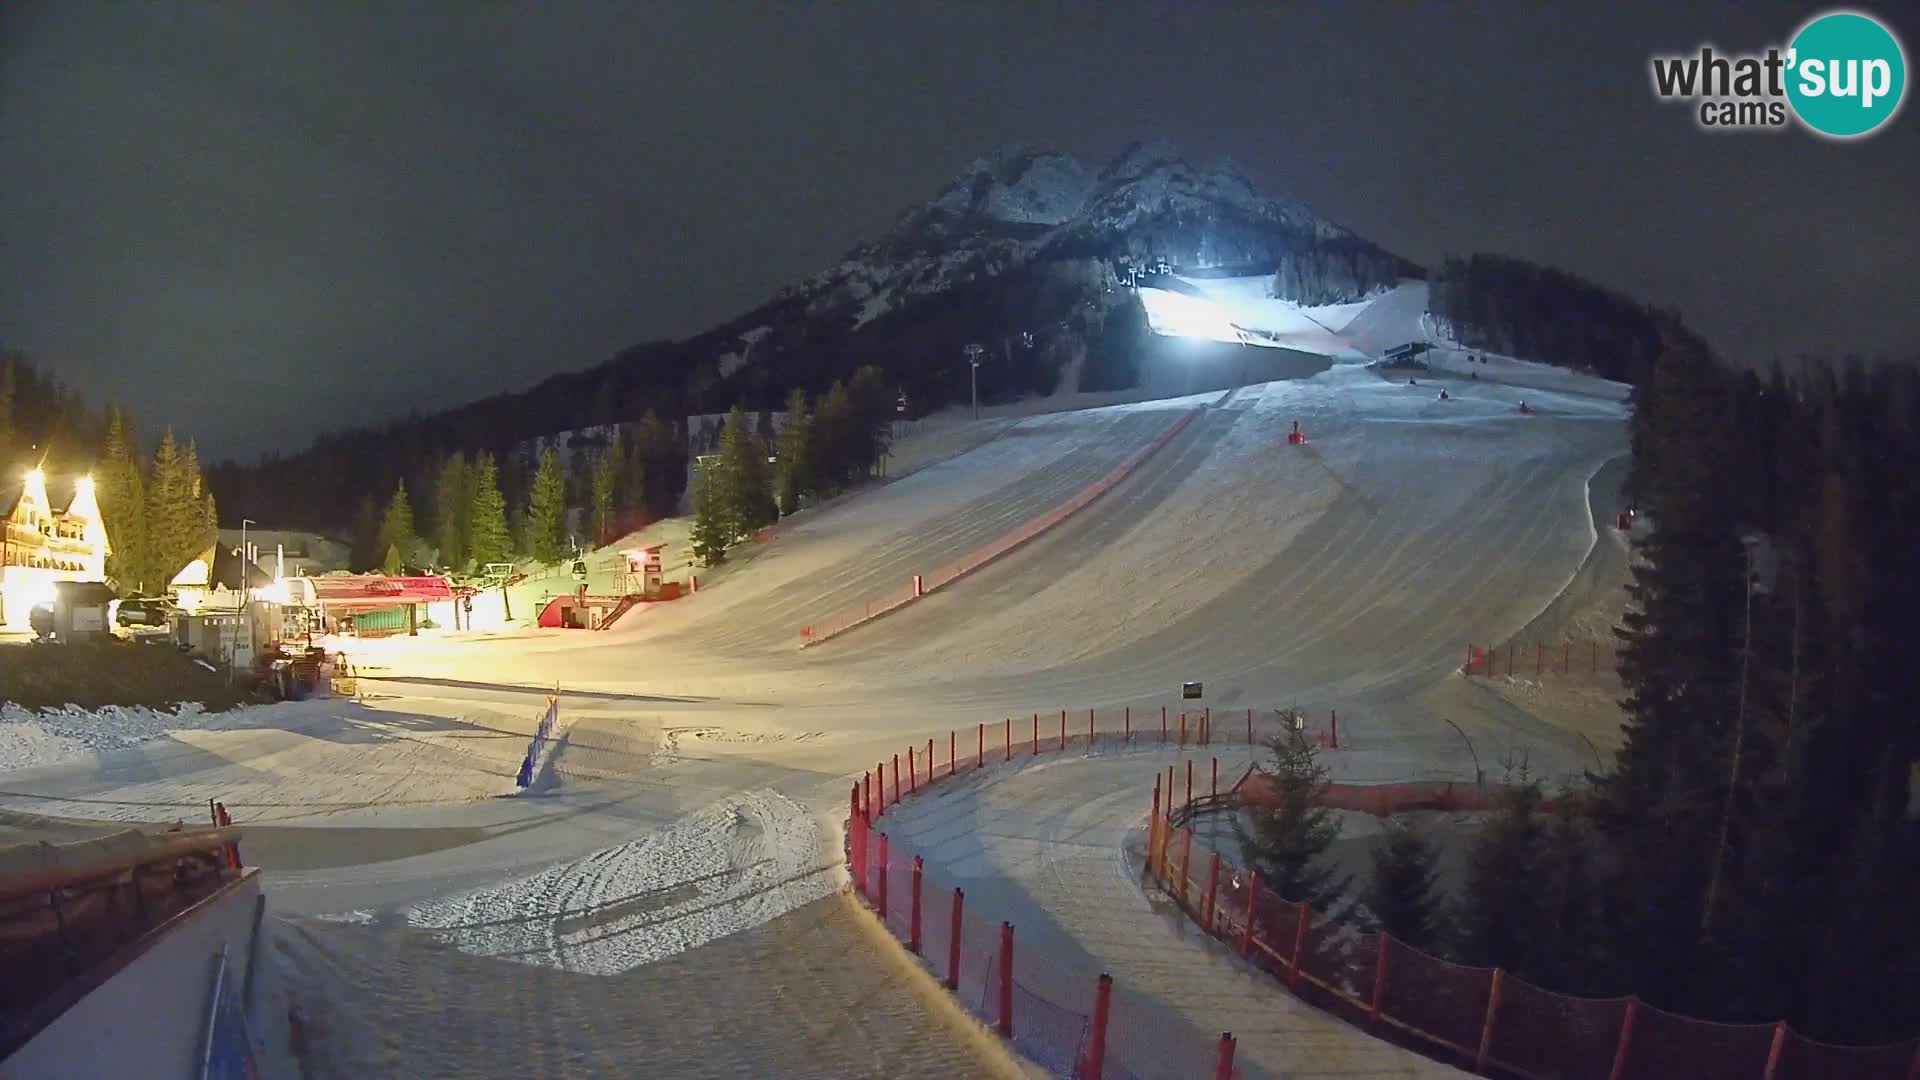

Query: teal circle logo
[[1787, 11, 1906, 138]]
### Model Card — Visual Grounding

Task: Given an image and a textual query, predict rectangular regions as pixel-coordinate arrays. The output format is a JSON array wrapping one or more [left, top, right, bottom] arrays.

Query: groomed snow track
[[0, 354, 1630, 1077]]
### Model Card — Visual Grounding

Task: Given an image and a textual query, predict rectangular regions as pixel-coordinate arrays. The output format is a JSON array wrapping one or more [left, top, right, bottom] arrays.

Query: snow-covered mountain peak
[[926, 144, 1093, 227]]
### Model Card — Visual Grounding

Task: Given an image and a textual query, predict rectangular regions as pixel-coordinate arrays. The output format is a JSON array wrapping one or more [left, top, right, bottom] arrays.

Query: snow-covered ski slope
[[0, 354, 1627, 1078], [1142, 277, 1435, 360]]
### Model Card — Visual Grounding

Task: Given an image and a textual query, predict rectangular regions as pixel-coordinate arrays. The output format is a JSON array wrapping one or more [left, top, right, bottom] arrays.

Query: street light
[[964, 343, 985, 419]]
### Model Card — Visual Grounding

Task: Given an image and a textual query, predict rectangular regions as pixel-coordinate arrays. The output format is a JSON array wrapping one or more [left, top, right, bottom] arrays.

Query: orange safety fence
[[1147, 789, 1920, 1080], [1464, 639, 1621, 678], [846, 703, 1265, 1079], [801, 407, 1201, 647]]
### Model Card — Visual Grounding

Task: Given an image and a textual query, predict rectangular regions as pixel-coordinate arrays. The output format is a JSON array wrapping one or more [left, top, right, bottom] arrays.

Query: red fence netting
[[1464, 639, 1620, 678], [1483, 973, 1629, 1080], [1771, 1028, 1918, 1080], [1614, 1001, 1774, 1080], [846, 708, 1920, 1080]]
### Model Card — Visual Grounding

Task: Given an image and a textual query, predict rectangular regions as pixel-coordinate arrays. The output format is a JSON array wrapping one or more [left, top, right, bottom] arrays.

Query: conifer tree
[[688, 464, 726, 567], [432, 453, 469, 571], [1367, 819, 1443, 951], [144, 429, 204, 586], [591, 430, 622, 544], [716, 406, 774, 541], [527, 447, 568, 563], [1455, 779, 1547, 974], [776, 388, 812, 516], [467, 453, 511, 567], [376, 480, 417, 571], [98, 407, 149, 591], [1597, 330, 1747, 998], [1234, 725, 1346, 907], [811, 381, 853, 493]]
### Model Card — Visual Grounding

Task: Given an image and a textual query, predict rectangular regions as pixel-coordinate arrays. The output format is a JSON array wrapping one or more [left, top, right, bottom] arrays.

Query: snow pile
[[0, 698, 345, 775], [0, 701, 263, 772], [405, 789, 836, 975]]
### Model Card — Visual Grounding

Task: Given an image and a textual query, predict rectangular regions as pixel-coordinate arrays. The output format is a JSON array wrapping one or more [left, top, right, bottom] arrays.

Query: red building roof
[[309, 575, 452, 611]]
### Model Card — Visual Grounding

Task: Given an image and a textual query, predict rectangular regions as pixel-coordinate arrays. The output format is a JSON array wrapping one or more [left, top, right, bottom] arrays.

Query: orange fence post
[[909, 856, 924, 954], [1204, 705, 1211, 745], [1005, 719, 1011, 762], [1032, 713, 1039, 755], [1202, 852, 1221, 934], [892, 754, 901, 803], [1084, 973, 1113, 1080], [997, 922, 1015, 1037], [1246, 707, 1253, 745], [1211, 757, 1218, 797], [1330, 709, 1339, 750], [1762, 1020, 1787, 1080], [1608, 998, 1640, 1080], [862, 772, 872, 822], [1059, 709, 1066, 751], [1476, 968, 1505, 1073], [877, 833, 890, 920], [1088, 707, 1094, 745], [949, 733, 955, 776], [908, 746, 916, 793], [977, 723, 983, 767], [1125, 704, 1131, 741], [1161, 705, 1168, 741], [1213, 1033, 1236, 1080], [1242, 873, 1260, 957], [849, 784, 863, 893], [877, 762, 886, 812], [1186, 759, 1193, 809], [1289, 903, 1311, 989], [1371, 933, 1390, 1025], [947, 888, 964, 990], [1178, 829, 1194, 907]]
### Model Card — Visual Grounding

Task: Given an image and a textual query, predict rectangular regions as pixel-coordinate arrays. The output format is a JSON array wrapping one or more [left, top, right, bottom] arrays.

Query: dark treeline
[[1597, 339, 1920, 1042], [1251, 338, 1920, 1046], [0, 349, 107, 479], [692, 367, 896, 567], [1429, 254, 1699, 384]]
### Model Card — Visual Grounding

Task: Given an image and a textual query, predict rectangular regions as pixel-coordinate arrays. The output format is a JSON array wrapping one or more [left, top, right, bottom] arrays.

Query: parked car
[[115, 597, 174, 628]]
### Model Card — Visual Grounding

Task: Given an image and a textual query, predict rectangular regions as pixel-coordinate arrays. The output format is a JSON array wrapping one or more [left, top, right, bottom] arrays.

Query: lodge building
[[0, 469, 109, 630]]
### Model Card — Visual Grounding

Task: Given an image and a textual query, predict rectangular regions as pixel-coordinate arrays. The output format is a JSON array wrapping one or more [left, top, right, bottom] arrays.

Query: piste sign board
[[1181, 681, 1203, 700]]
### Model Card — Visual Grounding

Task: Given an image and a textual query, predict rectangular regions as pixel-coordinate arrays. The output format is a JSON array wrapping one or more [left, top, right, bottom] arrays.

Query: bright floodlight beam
[[1136, 287, 1242, 344]]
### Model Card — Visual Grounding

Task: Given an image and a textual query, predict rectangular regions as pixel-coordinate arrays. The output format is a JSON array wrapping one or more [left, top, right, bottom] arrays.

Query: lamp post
[[964, 344, 985, 420]]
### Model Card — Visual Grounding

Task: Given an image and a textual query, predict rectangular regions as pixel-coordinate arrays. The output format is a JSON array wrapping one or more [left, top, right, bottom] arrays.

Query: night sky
[[3, 3, 1915, 461]]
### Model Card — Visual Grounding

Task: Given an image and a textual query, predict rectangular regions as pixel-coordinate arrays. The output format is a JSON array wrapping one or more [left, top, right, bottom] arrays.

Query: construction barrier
[[1464, 639, 1620, 678], [846, 703, 1297, 1078], [802, 407, 1203, 646], [514, 690, 561, 790], [1146, 790, 1920, 1080]]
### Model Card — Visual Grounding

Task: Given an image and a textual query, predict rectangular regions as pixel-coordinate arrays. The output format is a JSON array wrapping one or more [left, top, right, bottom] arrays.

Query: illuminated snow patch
[[405, 789, 835, 976], [1137, 286, 1243, 343]]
